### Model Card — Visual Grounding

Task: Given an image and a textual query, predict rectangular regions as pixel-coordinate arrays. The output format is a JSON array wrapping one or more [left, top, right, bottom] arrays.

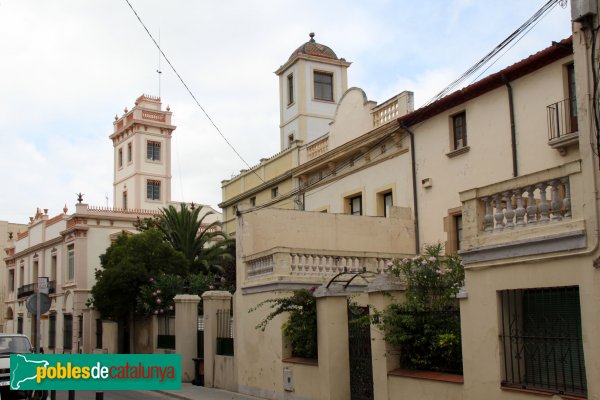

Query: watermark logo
[[10, 354, 181, 390]]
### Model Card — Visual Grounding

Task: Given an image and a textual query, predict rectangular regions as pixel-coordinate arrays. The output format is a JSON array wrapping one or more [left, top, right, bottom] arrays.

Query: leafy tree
[[90, 229, 189, 321], [138, 203, 232, 274]]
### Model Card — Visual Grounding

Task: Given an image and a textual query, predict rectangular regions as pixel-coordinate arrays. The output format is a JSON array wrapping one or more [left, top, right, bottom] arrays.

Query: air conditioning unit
[[572, 0, 597, 22]]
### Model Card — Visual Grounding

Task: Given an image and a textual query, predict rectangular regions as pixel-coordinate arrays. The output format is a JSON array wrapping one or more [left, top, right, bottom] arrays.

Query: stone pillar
[[175, 294, 201, 382], [201, 291, 233, 388], [314, 286, 350, 400], [367, 274, 406, 400]]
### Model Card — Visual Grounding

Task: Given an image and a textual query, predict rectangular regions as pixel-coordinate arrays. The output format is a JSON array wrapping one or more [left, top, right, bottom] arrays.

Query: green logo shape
[[10, 354, 181, 390]]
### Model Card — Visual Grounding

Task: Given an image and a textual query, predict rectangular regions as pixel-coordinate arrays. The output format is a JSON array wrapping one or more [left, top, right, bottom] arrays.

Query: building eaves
[[399, 36, 573, 127]]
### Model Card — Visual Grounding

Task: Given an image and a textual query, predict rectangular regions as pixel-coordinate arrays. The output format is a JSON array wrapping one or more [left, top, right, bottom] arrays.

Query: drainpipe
[[503, 75, 518, 177], [399, 122, 420, 254]]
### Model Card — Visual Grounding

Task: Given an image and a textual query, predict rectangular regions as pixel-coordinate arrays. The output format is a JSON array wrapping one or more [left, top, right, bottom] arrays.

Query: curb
[[154, 390, 194, 400]]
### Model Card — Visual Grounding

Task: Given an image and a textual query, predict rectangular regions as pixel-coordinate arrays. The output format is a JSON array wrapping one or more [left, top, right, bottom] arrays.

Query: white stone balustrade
[[372, 101, 399, 127], [245, 250, 396, 280], [480, 177, 571, 233], [307, 136, 329, 160]]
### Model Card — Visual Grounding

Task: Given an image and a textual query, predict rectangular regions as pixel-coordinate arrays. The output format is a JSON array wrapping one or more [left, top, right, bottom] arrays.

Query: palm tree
[[157, 203, 232, 274]]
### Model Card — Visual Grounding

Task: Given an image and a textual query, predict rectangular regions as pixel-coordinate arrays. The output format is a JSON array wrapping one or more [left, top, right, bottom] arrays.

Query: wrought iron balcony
[[16, 280, 56, 299], [547, 97, 578, 154]]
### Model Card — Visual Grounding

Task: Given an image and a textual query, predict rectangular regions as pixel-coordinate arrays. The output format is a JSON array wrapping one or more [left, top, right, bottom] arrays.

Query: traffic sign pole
[[36, 277, 49, 354]]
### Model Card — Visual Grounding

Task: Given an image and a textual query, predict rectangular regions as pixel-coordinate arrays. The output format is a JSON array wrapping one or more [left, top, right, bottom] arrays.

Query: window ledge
[[388, 368, 463, 384], [446, 146, 470, 158], [282, 357, 318, 366], [313, 98, 335, 104], [501, 385, 586, 399]]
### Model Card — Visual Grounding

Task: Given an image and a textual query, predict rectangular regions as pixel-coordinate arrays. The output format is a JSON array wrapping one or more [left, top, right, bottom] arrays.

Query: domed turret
[[288, 32, 338, 61]]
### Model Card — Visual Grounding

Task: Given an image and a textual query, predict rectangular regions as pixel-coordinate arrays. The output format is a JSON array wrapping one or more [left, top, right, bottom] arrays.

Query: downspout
[[399, 122, 420, 254], [503, 75, 518, 177]]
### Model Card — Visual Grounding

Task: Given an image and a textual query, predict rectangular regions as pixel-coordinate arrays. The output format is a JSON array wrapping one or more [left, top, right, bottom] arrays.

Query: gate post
[[201, 290, 233, 388], [314, 286, 350, 400], [174, 294, 201, 382], [367, 275, 406, 400]]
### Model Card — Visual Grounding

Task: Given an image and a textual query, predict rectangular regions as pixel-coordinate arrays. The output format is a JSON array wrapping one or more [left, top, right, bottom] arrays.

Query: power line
[[426, 0, 562, 105], [122, 0, 265, 184]]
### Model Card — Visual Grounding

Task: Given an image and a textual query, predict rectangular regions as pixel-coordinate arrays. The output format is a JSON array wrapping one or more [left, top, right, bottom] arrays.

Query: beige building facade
[[226, 4, 600, 400]]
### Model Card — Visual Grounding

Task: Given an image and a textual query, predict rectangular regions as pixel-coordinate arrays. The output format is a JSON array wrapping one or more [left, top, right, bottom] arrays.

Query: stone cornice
[[4, 236, 63, 262]]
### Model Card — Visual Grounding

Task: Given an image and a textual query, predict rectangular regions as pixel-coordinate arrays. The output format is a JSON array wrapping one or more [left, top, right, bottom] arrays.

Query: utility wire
[[426, 0, 562, 105], [123, 0, 265, 184]]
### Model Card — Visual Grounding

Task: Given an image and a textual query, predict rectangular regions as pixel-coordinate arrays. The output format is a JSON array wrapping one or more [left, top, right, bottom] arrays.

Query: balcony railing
[[246, 249, 395, 280], [17, 280, 56, 299], [547, 98, 578, 153], [306, 136, 329, 161]]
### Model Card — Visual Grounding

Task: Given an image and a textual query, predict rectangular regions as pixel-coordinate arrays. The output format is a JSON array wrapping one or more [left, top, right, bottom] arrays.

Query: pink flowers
[[156, 298, 162, 304]]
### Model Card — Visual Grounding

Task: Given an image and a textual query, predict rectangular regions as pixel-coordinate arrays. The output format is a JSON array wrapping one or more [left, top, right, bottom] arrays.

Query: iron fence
[[547, 97, 578, 141], [216, 309, 234, 356], [499, 287, 586, 397]]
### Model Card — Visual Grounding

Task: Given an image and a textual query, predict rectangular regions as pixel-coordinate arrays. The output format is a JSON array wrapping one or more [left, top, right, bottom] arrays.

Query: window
[[48, 314, 56, 348], [287, 74, 294, 105], [127, 142, 132, 163], [271, 187, 279, 199], [8, 269, 14, 292], [96, 319, 103, 349], [314, 71, 333, 101], [250, 197, 256, 207], [63, 315, 73, 350], [67, 245, 75, 281], [51, 255, 57, 282], [147, 180, 161, 201], [147, 141, 161, 161], [383, 192, 393, 217], [455, 215, 463, 251], [288, 134, 294, 147], [452, 112, 467, 150], [499, 287, 587, 397], [123, 191, 128, 209], [118, 148, 123, 167], [350, 195, 362, 216], [78, 315, 83, 341], [19, 265, 24, 287], [17, 317, 23, 334], [445, 209, 463, 255]]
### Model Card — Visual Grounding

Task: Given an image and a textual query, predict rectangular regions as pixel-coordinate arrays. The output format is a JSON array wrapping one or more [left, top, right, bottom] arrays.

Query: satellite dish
[[25, 294, 51, 315]]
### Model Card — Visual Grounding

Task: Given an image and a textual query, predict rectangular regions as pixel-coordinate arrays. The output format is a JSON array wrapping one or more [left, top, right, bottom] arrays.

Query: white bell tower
[[110, 94, 175, 211]]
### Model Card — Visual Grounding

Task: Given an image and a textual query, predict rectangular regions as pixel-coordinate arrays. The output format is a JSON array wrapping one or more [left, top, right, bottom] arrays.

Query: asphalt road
[[50, 390, 170, 399]]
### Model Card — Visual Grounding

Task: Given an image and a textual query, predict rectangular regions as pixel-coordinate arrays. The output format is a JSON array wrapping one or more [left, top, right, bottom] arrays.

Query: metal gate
[[348, 304, 373, 400]]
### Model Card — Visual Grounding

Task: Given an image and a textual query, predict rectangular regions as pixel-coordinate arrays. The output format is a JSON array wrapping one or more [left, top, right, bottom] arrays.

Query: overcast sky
[[0, 1, 571, 223]]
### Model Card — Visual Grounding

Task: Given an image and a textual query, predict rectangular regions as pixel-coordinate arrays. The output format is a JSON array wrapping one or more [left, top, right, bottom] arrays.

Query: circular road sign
[[25, 293, 51, 315]]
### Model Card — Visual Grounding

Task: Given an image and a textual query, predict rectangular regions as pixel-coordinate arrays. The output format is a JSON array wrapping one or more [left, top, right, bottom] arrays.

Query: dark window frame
[[350, 195, 362, 216], [96, 319, 103, 349], [146, 141, 161, 161], [147, 180, 161, 201], [127, 142, 132, 163], [314, 71, 334, 102], [383, 192, 393, 217], [118, 148, 123, 167], [48, 314, 56, 348], [287, 74, 294, 105], [452, 112, 467, 150], [271, 187, 279, 199], [63, 314, 73, 350]]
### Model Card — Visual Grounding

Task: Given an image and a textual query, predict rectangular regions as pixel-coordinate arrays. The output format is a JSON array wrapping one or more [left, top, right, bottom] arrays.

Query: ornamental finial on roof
[[309, 32, 315, 42]]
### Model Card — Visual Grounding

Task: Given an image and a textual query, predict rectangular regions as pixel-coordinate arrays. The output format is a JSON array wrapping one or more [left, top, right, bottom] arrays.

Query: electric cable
[[123, 0, 265, 184]]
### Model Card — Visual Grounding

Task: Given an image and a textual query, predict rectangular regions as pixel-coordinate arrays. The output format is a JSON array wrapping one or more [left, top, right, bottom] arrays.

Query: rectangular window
[[17, 317, 23, 334], [146, 180, 161, 201], [127, 142, 132, 163], [19, 265, 24, 287], [499, 287, 587, 397], [67, 246, 75, 281], [314, 71, 333, 101], [147, 141, 161, 161], [49, 314, 56, 348], [63, 314, 73, 350], [250, 196, 256, 207], [123, 191, 128, 209], [8, 270, 14, 292], [350, 195, 362, 216], [118, 148, 123, 167], [51, 255, 57, 282], [96, 319, 103, 349], [452, 112, 467, 150], [383, 192, 393, 217], [288, 134, 294, 148], [455, 215, 463, 251], [271, 187, 279, 199], [287, 74, 294, 105]]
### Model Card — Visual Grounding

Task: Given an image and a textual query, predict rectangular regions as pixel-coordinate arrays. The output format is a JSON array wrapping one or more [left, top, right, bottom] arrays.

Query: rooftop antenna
[[156, 29, 162, 98]]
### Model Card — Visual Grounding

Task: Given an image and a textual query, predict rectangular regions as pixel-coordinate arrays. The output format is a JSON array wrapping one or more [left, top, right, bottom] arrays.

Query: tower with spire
[[110, 94, 175, 211]]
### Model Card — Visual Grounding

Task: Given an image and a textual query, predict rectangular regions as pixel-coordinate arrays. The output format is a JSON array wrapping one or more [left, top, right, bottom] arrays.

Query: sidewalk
[[156, 383, 264, 400]]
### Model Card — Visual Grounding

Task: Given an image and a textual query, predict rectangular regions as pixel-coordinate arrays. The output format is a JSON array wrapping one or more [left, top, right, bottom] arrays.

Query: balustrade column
[[514, 189, 526, 227], [526, 186, 537, 224], [550, 180, 562, 221], [537, 182, 550, 223], [503, 191, 515, 229], [482, 196, 493, 232], [561, 177, 572, 219], [494, 193, 505, 231]]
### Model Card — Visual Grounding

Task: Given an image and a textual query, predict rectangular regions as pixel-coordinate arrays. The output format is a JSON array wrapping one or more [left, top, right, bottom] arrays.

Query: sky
[[0, 1, 572, 223]]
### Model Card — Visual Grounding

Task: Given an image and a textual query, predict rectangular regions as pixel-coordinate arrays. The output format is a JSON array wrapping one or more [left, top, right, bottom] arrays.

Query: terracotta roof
[[399, 36, 573, 127], [289, 32, 338, 61]]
